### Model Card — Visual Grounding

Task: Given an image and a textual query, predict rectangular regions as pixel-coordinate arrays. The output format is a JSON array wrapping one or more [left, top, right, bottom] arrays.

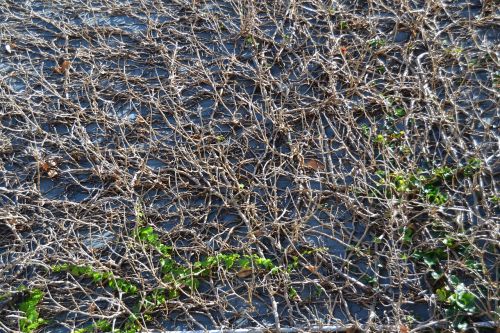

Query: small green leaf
[[184, 277, 200, 290], [96, 320, 112, 331], [463, 158, 481, 176], [237, 257, 251, 269], [288, 256, 299, 272], [18, 289, 46, 333], [368, 38, 385, 48], [138, 226, 154, 241], [361, 124, 370, 137], [339, 21, 348, 30], [436, 288, 449, 302], [448, 275, 460, 286], [433, 166, 453, 179], [373, 234, 383, 244], [394, 107, 406, 117], [465, 259, 481, 271], [456, 320, 468, 331], [255, 257, 274, 270], [374, 134, 385, 144], [402, 227, 414, 243], [158, 244, 172, 256], [92, 272, 104, 282], [442, 237, 455, 248], [221, 253, 240, 269], [423, 254, 438, 267], [269, 267, 280, 274], [431, 270, 443, 280], [168, 289, 179, 299]]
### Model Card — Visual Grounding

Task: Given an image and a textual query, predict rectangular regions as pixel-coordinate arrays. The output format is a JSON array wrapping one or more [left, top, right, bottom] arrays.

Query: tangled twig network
[[0, 0, 498, 332]]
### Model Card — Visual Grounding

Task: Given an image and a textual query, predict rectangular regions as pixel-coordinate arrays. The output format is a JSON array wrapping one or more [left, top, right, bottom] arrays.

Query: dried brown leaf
[[236, 268, 253, 278], [304, 159, 325, 171], [345, 325, 361, 333], [304, 265, 318, 273], [54, 59, 71, 74], [39, 161, 50, 172]]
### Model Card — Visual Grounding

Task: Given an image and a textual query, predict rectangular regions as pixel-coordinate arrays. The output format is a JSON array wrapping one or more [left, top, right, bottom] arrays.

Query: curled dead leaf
[[135, 114, 147, 125], [54, 59, 71, 74], [236, 268, 253, 278], [39, 158, 58, 177], [304, 265, 318, 273], [345, 325, 361, 333], [399, 324, 409, 333], [88, 302, 97, 314], [252, 229, 264, 237], [304, 159, 325, 171], [39, 161, 50, 173]]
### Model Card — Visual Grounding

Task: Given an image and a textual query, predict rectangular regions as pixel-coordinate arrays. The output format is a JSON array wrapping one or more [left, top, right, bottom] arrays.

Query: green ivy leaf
[[448, 275, 460, 286], [431, 270, 443, 280], [18, 289, 46, 333], [393, 107, 406, 117], [456, 320, 468, 331], [402, 227, 414, 243], [436, 288, 449, 302]]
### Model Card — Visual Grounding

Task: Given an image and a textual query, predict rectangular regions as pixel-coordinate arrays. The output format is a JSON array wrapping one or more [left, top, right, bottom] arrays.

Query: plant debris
[[0, 1, 497, 333]]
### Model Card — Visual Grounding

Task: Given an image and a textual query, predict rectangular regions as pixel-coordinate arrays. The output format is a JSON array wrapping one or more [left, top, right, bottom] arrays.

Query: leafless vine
[[0, 0, 498, 332]]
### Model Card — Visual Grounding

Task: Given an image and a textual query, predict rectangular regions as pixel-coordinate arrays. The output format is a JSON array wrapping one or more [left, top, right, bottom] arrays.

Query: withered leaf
[[54, 60, 71, 74], [236, 268, 253, 278], [399, 325, 409, 333], [345, 325, 361, 333], [304, 265, 318, 273], [135, 114, 147, 125], [88, 302, 97, 314], [252, 229, 264, 237], [304, 159, 325, 171], [39, 161, 50, 172]]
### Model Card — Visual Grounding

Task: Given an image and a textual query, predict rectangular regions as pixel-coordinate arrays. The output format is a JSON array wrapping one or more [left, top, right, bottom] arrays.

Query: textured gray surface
[[0, 0, 498, 332]]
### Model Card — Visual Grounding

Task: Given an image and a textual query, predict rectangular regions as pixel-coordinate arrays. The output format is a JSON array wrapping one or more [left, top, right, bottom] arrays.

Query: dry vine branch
[[0, 0, 498, 332]]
